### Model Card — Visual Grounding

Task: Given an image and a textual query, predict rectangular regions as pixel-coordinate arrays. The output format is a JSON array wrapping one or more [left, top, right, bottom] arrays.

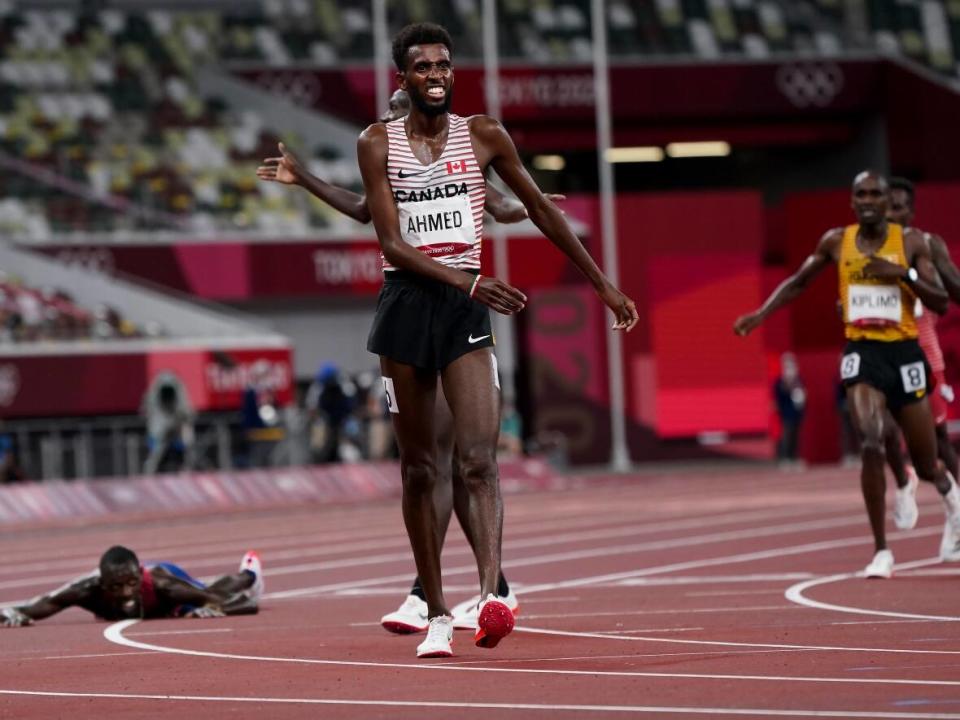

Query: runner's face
[[851, 176, 888, 226], [399, 44, 453, 117], [887, 189, 914, 227], [100, 562, 142, 616]]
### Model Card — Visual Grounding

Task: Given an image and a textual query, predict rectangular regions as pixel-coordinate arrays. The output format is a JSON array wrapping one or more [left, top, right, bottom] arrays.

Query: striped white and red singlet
[[915, 301, 945, 372], [384, 113, 485, 271]]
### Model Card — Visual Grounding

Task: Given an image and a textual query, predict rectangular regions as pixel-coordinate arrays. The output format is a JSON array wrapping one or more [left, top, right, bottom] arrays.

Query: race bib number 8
[[840, 352, 861, 380], [900, 361, 926, 394], [847, 284, 901, 326]]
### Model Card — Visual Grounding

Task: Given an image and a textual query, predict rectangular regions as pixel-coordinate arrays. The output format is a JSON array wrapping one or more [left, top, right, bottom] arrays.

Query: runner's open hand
[[1, 608, 32, 627], [597, 283, 639, 331], [186, 605, 225, 619], [863, 257, 907, 281], [256, 142, 303, 185], [470, 276, 527, 315], [733, 312, 762, 336]]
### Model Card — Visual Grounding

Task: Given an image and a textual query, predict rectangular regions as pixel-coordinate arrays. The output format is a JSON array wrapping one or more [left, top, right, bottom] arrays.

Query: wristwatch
[[905, 267, 919, 285]]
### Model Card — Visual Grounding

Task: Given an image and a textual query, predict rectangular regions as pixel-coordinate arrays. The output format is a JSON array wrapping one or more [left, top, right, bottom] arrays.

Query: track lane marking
[[4, 688, 960, 717], [784, 558, 960, 621]]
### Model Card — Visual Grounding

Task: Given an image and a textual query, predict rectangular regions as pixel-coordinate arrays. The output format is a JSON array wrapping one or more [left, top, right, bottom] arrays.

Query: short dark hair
[[889, 176, 915, 206], [392, 23, 453, 71], [99, 545, 139, 576]]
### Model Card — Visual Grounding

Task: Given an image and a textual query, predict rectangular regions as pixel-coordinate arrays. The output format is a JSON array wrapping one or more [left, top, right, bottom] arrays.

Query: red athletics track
[[1, 465, 959, 720]]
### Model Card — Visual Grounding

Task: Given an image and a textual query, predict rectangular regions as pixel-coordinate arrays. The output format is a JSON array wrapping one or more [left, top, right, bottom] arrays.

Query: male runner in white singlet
[[358, 23, 638, 657]]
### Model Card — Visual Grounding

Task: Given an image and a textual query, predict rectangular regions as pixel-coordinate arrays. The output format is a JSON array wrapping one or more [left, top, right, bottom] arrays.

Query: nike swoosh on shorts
[[468, 334, 491, 344]]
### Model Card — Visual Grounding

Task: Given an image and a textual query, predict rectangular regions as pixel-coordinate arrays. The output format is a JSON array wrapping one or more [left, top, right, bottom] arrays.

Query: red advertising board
[[31, 232, 590, 300], [0, 346, 293, 419]]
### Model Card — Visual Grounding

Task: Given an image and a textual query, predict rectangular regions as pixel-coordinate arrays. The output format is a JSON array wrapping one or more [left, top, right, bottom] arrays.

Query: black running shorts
[[367, 270, 495, 371], [840, 339, 931, 410]]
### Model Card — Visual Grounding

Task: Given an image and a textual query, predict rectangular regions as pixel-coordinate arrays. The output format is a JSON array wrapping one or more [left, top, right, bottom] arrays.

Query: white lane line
[[104, 619, 960, 677], [0, 499, 818, 578], [593, 627, 706, 634], [511, 527, 942, 599], [514, 625, 960, 656], [441, 648, 822, 666], [784, 558, 960, 622], [127, 629, 234, 637], [263, 512, 897, 601], [619, 574, 816, 586], [23, 652, 157, 661], [4, 689, 960, 718], [0, 506, 848, 596], [683, 590, 785, 597], [511, 606, 796, 621]]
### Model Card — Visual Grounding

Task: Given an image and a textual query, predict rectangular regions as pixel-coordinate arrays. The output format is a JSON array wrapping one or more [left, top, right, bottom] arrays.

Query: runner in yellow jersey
[[734, 171, 960, 577]]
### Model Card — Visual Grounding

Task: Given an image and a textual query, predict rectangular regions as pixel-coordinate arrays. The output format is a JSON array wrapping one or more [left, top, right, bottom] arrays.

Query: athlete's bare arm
[[152, 569, 257, 617], [468, 115, 638, 331], [866, 229, 948, 314], [2, 580, 89, 626], [484, 185, 566, 224], [257, 143, 372, 223], [928, 233, 960, 305], [734, 228, 841, 336], [357, 122, 526, 315], [259, 143, 563, 225]]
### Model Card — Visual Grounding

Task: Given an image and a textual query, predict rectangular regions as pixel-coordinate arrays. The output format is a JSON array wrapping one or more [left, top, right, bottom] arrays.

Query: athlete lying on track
[[1, 545, 262, 626]]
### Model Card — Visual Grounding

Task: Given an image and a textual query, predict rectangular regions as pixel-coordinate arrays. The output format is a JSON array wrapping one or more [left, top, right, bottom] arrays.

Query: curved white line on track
[[784, 558, 960, 622], [5, 689, 960, 718], [103, 620, 960, 681]]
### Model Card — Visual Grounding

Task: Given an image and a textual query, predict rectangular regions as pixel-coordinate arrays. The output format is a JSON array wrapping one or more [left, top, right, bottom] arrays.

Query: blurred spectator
[[141, 372, 195, 474], [0, 428, 25, 483], [357, 369, 396, 460], [305, 363, 358, 463], [241, 361, 286, 468], [277, 383, 311, 467], [774, 352, 806, 469], [498, 398, 523, 458]]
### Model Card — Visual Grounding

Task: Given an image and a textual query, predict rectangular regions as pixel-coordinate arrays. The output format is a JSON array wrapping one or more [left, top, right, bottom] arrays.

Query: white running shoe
[[416, 615, 454, 658], [864, 549, 894, 579], [893, 467, 920, 530], [451, 588, 520, 630], [239, 551, 263, 601], [939, 476, 960, 561], [381, 594, 429, 634]]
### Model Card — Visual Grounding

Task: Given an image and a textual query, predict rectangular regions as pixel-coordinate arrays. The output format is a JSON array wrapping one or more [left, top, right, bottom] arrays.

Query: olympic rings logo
[[775, 62, 844, 108]]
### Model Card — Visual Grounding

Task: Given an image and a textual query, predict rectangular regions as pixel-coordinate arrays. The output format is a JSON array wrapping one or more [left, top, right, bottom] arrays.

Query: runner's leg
[[883, 412, 909, 489], [381, 357, 449, 618], [847, 383, 891, 552], [441, 348, 502, 600], [894, 399, 951, 493]]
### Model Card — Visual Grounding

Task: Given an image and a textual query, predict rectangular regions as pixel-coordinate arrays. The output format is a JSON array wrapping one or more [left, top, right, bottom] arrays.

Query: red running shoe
[[474, 594, 515, 649]]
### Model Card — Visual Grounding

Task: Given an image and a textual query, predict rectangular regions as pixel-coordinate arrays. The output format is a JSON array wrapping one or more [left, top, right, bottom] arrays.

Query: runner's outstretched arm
[[470, 116, 637, 331], [485, 185, 566, 224], [1, 583, 86, 626], [357, 123, 526, 316], [734, 229, 839, 336], [260, 143, 563, 227], [257, 143, 371, 224]]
